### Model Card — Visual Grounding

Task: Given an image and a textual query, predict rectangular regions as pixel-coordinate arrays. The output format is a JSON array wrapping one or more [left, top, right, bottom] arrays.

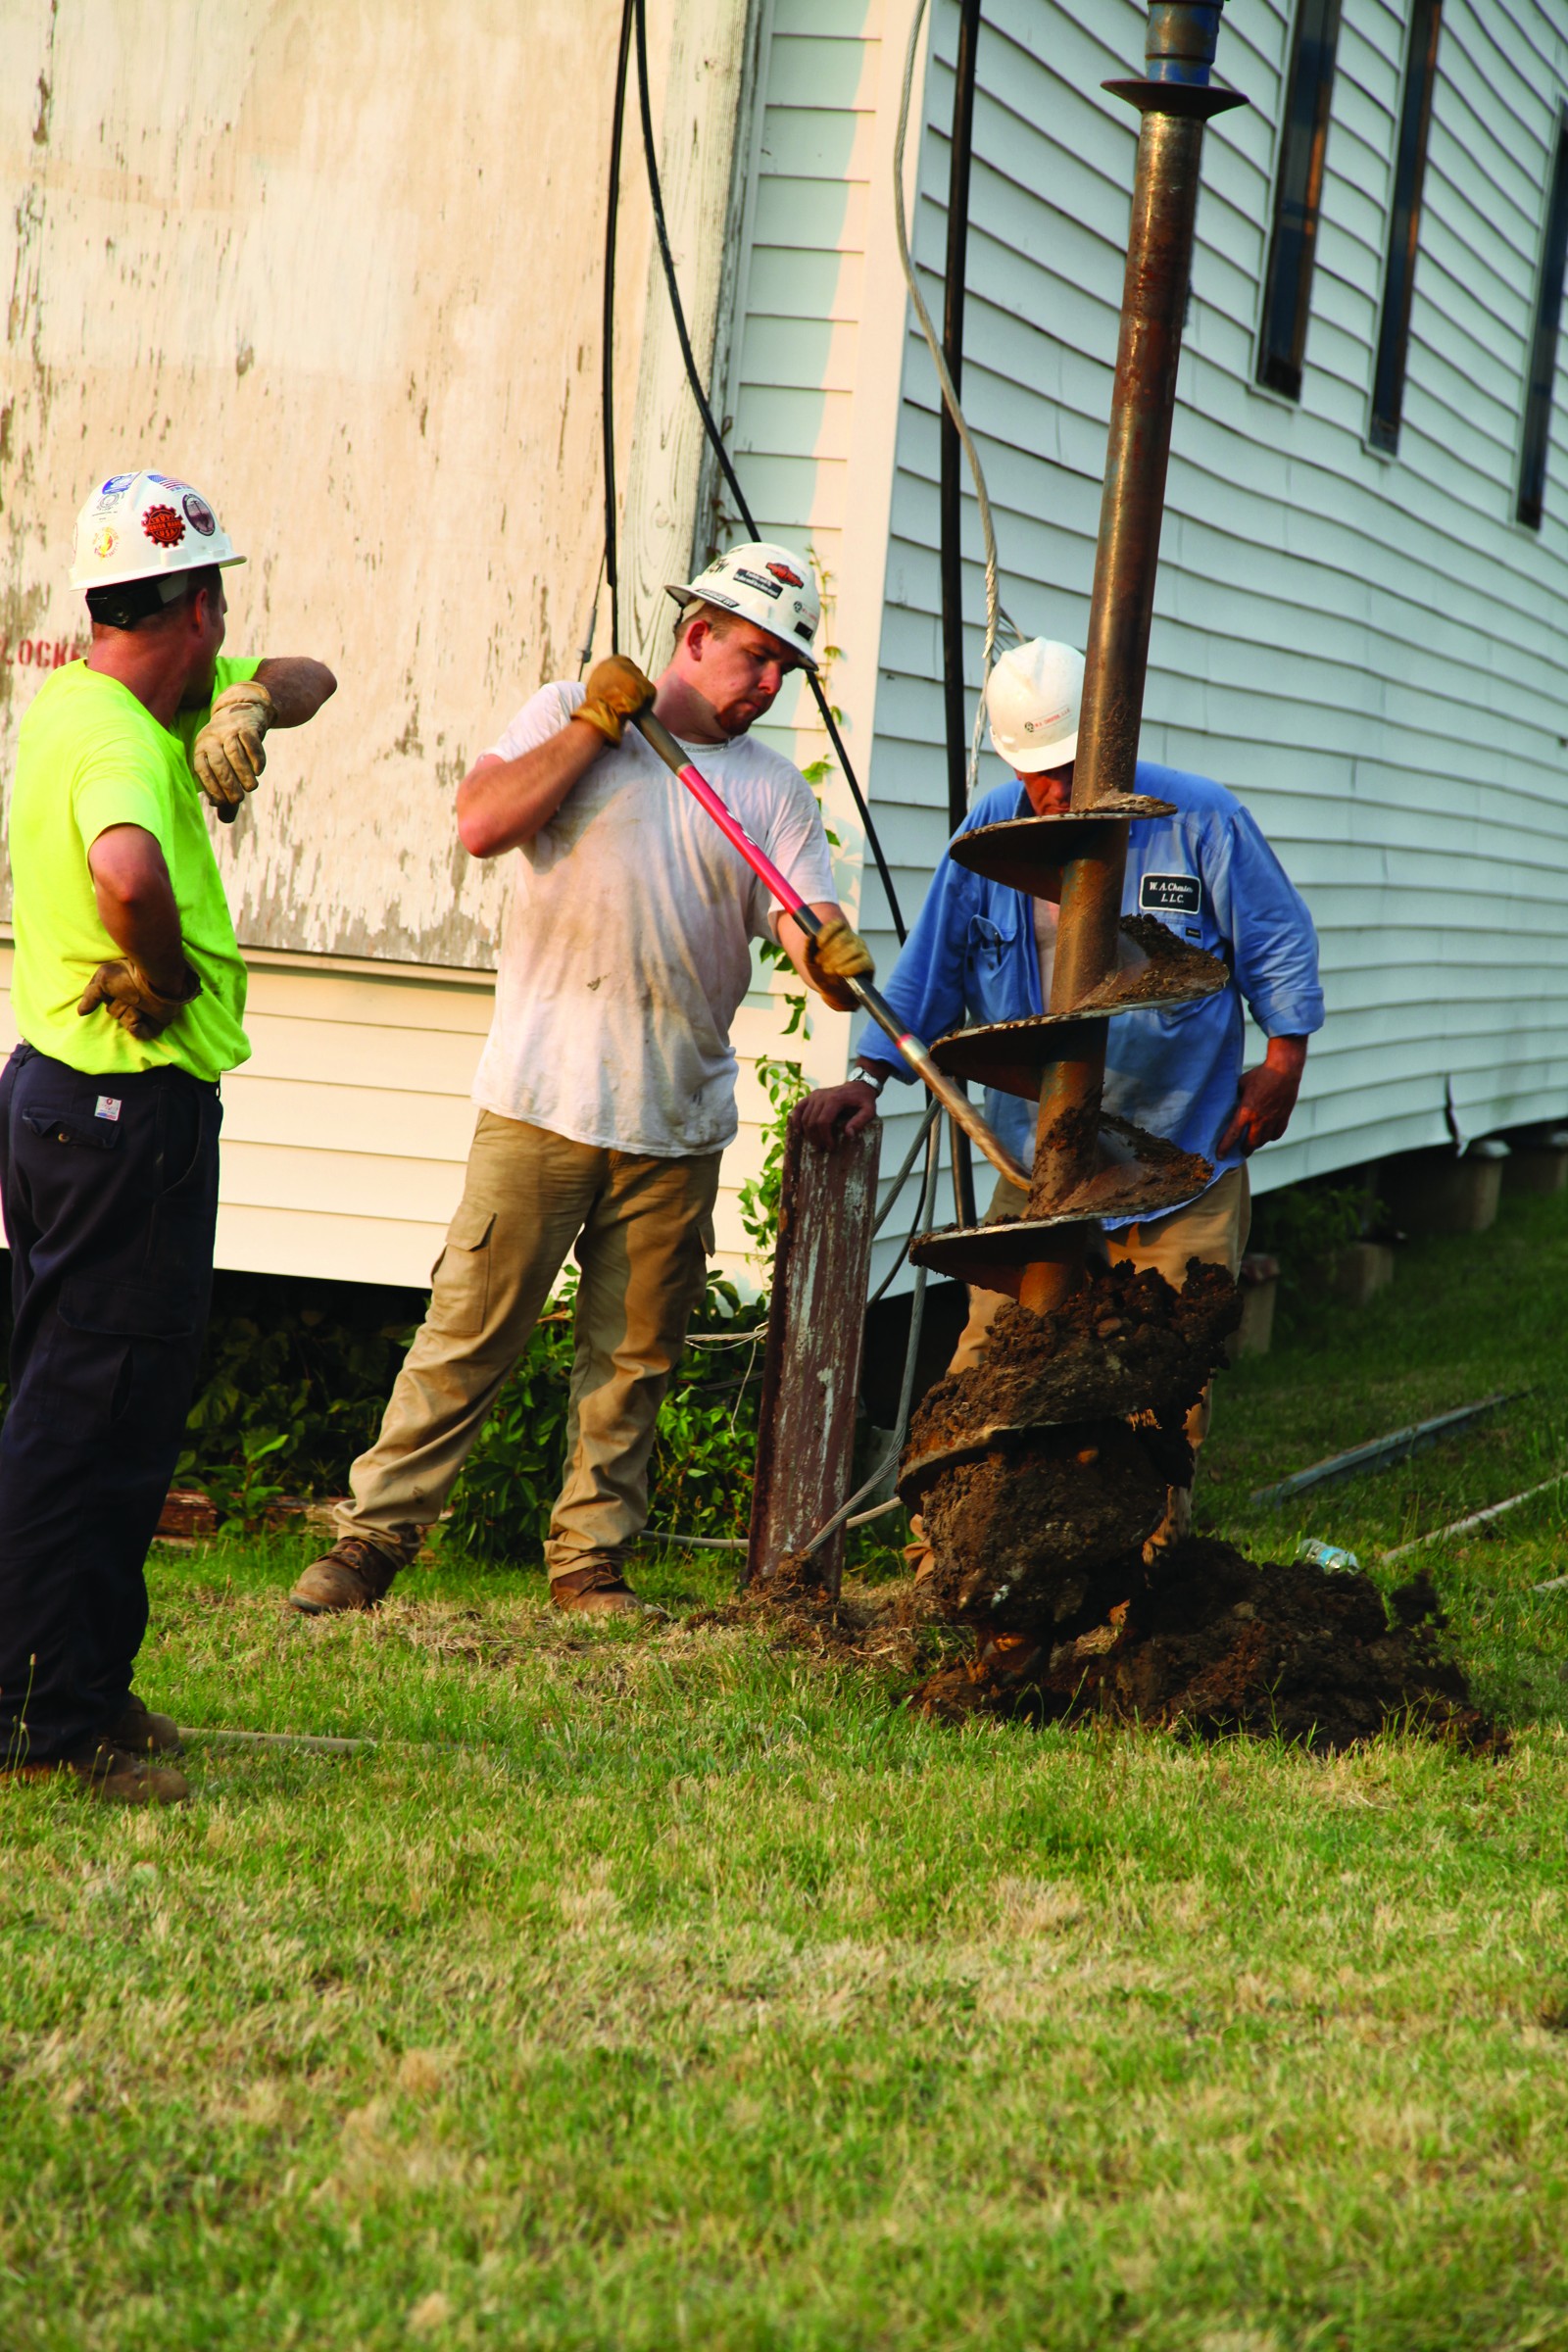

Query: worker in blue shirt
[[802, 639, 1325, 1537]]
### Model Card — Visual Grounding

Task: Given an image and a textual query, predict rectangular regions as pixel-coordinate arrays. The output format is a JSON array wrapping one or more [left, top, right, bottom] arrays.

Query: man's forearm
[[88, 828, 186, 990], [103, 896, 186, 989], [251, 658, 337, 727], [457, 724, 603, 858]]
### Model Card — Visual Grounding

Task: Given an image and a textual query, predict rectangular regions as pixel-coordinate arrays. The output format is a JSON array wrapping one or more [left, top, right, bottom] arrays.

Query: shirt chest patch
[[1139, 872, 1201, 916]]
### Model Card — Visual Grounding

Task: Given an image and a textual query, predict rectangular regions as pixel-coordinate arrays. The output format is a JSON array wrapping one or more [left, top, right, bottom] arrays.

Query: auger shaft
[[1017, 2, 1245, 1314]]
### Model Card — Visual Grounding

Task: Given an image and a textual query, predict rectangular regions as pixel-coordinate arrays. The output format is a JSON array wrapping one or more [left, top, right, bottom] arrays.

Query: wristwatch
[[857, 1063, 890, 1098]]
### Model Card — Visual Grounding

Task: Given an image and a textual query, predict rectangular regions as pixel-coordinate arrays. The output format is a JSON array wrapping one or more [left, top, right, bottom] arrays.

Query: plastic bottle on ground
[[1296, 1537, 1360, 1574]]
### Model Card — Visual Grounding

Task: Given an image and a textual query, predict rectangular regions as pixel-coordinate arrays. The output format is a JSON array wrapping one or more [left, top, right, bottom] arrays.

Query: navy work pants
[[0, 1044, 220, 1761]]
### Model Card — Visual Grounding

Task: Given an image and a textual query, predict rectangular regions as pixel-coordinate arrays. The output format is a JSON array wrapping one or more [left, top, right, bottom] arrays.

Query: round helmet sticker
[[141, 504, 186, 548], [92, 526, 118, 561], [183, 492, 217, 537]]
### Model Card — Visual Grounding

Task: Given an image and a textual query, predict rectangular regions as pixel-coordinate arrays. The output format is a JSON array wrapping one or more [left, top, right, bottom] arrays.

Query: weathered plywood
[[746, 1105, 880, 1595], [0, 0, 751, 966]]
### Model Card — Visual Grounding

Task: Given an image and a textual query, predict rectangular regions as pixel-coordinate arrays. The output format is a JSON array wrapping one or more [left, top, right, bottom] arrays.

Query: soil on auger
[[1073, 914, 1229, 1011], [906, 1259, 1239, 1463]]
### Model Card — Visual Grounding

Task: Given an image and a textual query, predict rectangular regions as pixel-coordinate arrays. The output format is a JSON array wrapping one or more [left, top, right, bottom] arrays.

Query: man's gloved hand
[[803, 916, 874, 1012], [192, 680, 276, 812], [76, 957, 202, 1042], [575, 656, 657, 748]]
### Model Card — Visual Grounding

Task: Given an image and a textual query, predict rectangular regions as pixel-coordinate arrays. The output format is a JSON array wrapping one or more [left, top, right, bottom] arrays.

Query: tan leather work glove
[[803, 916, 873, 1012], [76, 957, 202, 1042], [574, 655, 656, 748], [192, 680, 276, 812]]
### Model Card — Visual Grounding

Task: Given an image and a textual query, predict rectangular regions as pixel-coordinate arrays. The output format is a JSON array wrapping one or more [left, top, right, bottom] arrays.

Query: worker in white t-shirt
[[289, 541, 871, 1617]]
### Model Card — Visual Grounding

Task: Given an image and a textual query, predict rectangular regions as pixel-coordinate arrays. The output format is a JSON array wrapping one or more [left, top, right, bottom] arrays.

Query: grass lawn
[[5, 1190, 1568, 2350]]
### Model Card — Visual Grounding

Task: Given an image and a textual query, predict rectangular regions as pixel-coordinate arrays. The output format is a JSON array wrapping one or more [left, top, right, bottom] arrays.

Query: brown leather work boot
[[101, 1694, 183, 1754], [7, 1739, 191, 1806], [550, 1562, 662, 1618], [288, 1536, 402, 1616]]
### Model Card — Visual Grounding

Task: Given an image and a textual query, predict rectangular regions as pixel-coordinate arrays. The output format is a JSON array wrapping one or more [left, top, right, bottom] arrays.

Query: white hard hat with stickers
[[985, 638, 1084, 773], [70, 470, 246, 596], [665, 540, 820, 670]]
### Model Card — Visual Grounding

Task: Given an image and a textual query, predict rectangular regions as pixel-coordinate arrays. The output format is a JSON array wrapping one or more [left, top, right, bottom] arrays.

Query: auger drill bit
[[901, 1, 1249, 1641]]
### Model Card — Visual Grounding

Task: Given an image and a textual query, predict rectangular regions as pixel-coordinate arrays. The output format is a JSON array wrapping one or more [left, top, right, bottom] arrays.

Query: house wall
[[0, 0, 789, 1291], [710, 0, 956, 1246], [855, 0, 1568, 1291], [0, 946, 780, 1286], [13, 0, 1568, 1299]]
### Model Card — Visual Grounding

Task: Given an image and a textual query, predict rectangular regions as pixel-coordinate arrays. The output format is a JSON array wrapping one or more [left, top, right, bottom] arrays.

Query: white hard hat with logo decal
[[70, 469, 246, 596], [985, 638, 1084, 772], [665, 540, 821, 670]]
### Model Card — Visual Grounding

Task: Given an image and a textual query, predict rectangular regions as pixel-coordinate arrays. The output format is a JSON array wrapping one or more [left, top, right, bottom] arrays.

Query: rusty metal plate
[[931, 999, 1222, 1100], [1102, 77, 1250, 120], [948, 801, 1173, 892], [908, 1217, 1096, 1297]]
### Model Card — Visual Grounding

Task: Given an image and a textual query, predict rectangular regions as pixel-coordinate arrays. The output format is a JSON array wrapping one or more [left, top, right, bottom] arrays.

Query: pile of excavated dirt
[[906, 1260, 1239, 1465], [908, 1539, 1499, 1753]]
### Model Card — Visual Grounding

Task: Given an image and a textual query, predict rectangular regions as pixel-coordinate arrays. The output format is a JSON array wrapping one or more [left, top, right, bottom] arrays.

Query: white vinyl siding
[[848, 0, 1568, 1279]]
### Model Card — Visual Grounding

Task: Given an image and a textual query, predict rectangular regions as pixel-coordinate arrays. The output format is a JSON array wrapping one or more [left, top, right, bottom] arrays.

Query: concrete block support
[[1330, 1240, 1396, 1306], [1502, 1135, 1568, 1197], [1379, 1145, 1508, 1239]]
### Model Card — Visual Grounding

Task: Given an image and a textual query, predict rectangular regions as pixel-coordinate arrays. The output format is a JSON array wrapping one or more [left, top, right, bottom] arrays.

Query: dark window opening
[[1369, 0, 1443, 454], [1517, 109, 1568, 531], [1256, 0, 1344, 401]]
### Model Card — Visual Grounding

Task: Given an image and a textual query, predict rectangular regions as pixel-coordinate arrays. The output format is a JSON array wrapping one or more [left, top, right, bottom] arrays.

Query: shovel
[[634, 708, 1029, 1191]]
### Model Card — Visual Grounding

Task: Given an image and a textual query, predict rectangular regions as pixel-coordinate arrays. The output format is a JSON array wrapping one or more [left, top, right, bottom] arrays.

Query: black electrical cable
[[602, 0, 636, 656], [629, 0, 906, 944], [940, 0, 983, 1228], [940, 0, 982, 844]]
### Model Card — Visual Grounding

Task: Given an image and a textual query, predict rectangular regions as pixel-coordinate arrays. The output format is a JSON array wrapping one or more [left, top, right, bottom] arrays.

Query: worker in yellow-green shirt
[[0, 469, 335, 1805]]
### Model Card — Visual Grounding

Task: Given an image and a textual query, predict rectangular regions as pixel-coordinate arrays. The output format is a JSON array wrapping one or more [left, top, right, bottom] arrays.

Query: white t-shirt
[[469, 680, 837, 1156]]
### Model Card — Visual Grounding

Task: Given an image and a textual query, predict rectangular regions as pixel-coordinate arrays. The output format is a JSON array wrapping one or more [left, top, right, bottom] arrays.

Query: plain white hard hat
[[985, 638, 1084, 772], [70, 469, 246, 595], [666, 540, 820, 669]]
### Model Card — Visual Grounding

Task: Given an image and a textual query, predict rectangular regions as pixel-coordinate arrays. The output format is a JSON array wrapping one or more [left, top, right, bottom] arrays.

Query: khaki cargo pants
[[947, 1164, 1251, 1536], [335, 1112, 720, 1582]]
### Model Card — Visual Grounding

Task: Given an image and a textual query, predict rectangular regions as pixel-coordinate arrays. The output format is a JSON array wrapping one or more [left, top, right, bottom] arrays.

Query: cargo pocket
[[426, 1202, 496, 1337], [43, 1278, 201, 1435]]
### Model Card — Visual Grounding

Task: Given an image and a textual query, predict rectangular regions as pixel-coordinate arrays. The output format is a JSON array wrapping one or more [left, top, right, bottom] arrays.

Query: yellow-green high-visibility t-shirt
[[7, 656, 260, 1083]]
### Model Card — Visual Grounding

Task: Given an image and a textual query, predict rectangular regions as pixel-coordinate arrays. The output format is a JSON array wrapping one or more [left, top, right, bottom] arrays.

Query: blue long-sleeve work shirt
[[858, 762, 1325, 1225]]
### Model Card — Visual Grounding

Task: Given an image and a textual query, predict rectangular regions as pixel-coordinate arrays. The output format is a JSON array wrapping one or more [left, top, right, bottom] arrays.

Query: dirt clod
[[1071, 914, 1228, 1012], [908, 1538, 1497, 1752], [919, 1424, 1167, 1626]]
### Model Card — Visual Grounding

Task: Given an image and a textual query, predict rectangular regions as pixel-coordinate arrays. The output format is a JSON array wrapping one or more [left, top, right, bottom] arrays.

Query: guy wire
[[626, 0, 907, 943]]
